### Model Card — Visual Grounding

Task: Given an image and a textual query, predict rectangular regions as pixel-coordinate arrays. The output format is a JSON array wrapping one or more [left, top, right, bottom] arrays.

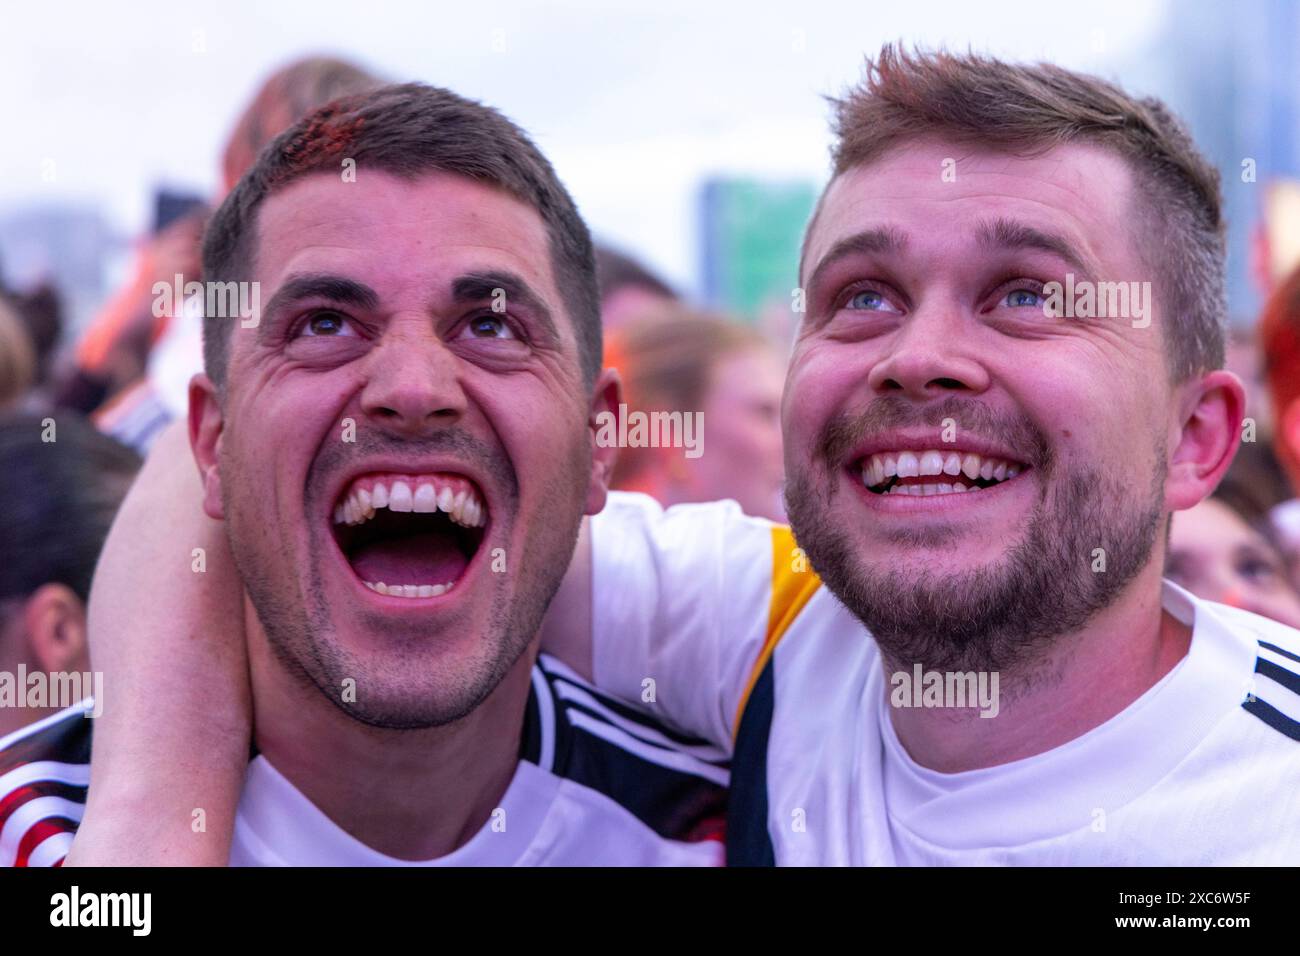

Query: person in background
[[3, 283, 63, 401], [0, 298, 36, 412], [0, 413, 140, 740], [1168, 494, 1300, 630], [1225, 323, 1274, 439], [1256, 261, 1300, 591], [595, 245, 678, 330], [69, 55, 384, 453], [608, 310, 786, 521]]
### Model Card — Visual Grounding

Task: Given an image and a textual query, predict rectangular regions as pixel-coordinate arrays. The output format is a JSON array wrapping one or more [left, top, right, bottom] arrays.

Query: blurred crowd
[[2, 54, 1300, 736]]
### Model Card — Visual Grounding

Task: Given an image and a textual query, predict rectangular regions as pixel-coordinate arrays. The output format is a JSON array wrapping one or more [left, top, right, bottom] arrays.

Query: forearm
[[66, 420, 250, 866], [538, 517, 594, 680]]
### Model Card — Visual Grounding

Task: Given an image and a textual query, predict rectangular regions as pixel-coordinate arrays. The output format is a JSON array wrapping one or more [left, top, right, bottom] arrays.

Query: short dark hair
[[814, 45, 1225, 382], [0, 412, 140, 603], [202, 83, 601, 388]]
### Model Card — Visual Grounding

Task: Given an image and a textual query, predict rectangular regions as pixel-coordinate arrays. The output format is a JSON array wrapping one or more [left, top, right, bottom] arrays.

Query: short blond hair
[[812, 45, 1225, 382]]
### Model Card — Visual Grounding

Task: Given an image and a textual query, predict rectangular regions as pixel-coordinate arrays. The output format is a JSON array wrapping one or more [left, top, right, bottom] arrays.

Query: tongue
[[349, 532, 469, 587]]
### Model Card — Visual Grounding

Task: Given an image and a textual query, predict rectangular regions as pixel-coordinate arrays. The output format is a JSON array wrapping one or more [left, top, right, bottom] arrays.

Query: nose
[[359, 320, 467, 437], [866, 301, 990, 399]]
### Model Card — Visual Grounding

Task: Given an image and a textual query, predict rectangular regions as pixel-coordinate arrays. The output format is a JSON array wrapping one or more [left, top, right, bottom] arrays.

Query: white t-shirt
[[591, 491, 1300, 865], [0, 655, 726, 867]]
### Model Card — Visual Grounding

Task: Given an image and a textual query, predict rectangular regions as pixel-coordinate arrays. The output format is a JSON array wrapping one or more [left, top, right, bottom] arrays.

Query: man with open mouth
[[0, 83, 726, 866], [42, 48, 1300, 867]]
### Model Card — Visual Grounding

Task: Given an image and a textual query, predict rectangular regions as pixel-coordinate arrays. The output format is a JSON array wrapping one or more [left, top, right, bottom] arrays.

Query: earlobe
[[1165, 369, 1247, 514], [584, 368, 623, 515], [188, 374, 227, 521]]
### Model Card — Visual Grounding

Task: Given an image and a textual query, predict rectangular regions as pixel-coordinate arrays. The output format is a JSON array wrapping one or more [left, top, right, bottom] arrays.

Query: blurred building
[[699, 177, 816, 322], [1122, 0, 1300, 321], [0, 204, 116, 339]]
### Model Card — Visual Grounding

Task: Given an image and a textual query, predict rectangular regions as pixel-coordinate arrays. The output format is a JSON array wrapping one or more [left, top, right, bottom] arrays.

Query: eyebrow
[[451, 270, 558, 342], [804, 216, 1105, 297], [259, 269, 562, 344], [976, 217, 1099, 281], [260, 273, 380, 340], [804, 226, 909, 294]]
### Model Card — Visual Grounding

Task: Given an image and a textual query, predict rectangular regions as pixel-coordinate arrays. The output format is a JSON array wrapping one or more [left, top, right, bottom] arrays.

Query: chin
[[313, 634, 514, 731]]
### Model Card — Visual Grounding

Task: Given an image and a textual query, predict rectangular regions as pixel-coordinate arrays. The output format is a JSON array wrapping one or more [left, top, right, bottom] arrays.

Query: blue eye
[[1003, 289, 1043, 309], [847, 290, 889, 311]]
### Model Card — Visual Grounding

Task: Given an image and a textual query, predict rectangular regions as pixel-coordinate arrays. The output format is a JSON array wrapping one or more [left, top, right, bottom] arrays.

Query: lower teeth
[[364, 581, 456, 598], [886, 482, 972, 496]]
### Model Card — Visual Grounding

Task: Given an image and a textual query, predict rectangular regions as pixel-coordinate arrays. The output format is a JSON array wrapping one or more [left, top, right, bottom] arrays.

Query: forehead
[[253, 169, 557, 298], [803, 138, 1140, 283]]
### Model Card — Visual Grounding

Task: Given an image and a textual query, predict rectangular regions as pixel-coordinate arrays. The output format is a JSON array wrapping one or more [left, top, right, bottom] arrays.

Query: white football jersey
[[590, 491, 1300, 865], [0, 654, 726, 867]]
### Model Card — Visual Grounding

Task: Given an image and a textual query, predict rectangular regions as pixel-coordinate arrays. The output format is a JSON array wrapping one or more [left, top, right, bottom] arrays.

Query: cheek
[[476, 389, 588, 496], [999, 356, 1149, 468], [227, 380, 351, 494], [784, 343, 859, 457], [706, 420, 752, 465]]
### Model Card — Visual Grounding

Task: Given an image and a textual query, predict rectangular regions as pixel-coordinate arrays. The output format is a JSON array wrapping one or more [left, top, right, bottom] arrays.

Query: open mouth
[[330, 473, 488, 599], [856, 449, 1029, 497]]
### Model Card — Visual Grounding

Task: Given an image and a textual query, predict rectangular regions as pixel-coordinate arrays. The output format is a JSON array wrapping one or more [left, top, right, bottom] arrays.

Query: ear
[[21, 583, 89, 675], [1166, 369, 1247, 513], [188, 372, 227, 521], [584, 367, 624, 516]]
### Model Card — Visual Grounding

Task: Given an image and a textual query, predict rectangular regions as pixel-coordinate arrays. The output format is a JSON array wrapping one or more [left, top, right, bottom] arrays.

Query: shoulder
[[1182, 586, 1300, 745], [593, 491, 783, 572], [528, 655, 729, 844], [1226, 607, 1300, 744], [0, 702, 93, 867]]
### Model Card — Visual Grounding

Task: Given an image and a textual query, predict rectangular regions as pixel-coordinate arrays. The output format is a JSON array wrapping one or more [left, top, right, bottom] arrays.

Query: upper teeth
[[333, 476, 487, 528], [861, 450, 1022, 490]]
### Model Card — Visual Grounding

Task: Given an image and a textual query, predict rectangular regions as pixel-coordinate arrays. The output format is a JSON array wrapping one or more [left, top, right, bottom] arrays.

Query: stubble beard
[[786, 429, 1167, 679]]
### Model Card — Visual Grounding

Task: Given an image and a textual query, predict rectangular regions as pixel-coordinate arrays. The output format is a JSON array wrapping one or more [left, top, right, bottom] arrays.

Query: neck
[[0, 646, 93, 739], [246, 601, 536, 860], [885, 564, 1192, 773]]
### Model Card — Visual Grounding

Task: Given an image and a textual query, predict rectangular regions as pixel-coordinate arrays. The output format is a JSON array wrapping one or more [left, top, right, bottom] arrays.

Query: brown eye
[[300, 311, 357, 337], [461, 315, 516, 340]]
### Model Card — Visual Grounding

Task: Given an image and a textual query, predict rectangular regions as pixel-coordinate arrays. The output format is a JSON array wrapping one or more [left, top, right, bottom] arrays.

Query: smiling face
[[784, 139, 1181, 674], [193, 169, 605, 729]]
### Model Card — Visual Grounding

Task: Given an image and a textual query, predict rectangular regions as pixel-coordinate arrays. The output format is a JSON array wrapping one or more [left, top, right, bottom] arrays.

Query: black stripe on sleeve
[[1256, 657, 1300, 697], [726, 656, 776, 867], [541, 666, 719, 749], [1259, 640, 1300, 667], [1242, 696, 1300, 742]]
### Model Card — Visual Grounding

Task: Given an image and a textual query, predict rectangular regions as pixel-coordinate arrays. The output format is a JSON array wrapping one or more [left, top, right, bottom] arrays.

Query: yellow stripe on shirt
[[731, 525, 821, 738]]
